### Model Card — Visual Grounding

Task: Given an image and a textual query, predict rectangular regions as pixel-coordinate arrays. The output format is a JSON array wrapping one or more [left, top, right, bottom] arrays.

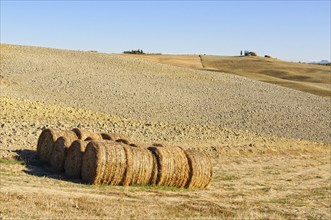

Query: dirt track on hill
[[1, 44, 330, 144]]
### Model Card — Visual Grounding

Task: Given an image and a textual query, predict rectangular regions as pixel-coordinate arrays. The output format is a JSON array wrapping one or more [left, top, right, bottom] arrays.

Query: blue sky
[[1, 1, 330, 62]]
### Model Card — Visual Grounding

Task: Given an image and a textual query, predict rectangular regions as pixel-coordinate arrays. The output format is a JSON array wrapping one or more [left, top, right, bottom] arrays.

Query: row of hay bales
[[37, 128, 213, 188]]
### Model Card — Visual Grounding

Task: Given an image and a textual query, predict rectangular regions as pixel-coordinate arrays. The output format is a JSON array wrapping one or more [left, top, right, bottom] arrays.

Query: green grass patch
[[0, 158, 24, 165], [310, 186, 329, 199]]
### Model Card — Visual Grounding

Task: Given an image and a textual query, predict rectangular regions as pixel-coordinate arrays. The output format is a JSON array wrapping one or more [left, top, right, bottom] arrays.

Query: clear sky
[[1, 1, 330, 62]]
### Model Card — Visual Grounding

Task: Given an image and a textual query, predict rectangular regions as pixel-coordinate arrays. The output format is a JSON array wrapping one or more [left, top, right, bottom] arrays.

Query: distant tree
[[122, 49, 145, 54]]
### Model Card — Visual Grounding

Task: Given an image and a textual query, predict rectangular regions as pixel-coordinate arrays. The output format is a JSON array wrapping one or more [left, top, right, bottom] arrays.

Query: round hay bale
[[149, 151, 158, 185], [121, 146, 156, 186], [148, 146, 189, 187], [121, 145, 133, 186], [64, 140, 89, 179], [128, 141, 149, 148], [81, 141, 127, 185], [49, 133, 78, 172], [37, 129, 78, 162], [129, 143, 139, 148], [72, 128, 103, 141], [100, 132, 130, 144], [184, 149, 213, 188]]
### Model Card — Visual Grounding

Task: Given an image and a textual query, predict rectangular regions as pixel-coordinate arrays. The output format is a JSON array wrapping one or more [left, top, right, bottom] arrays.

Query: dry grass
[[200, 55, 331, 97], [1, 145, 329, 219]]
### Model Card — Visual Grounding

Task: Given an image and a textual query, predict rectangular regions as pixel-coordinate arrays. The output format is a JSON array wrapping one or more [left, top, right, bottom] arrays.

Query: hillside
[[121, 54, 331, 97], [120, 54, 203, 69], [0, 44, 330, 219], [1, 44, 330, 143], [200, 55, 331, 97]]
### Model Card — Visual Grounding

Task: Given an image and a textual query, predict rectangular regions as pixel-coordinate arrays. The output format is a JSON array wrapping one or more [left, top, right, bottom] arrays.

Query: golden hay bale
[[81, 141, 127, 185], [72, 128, 103, 141], [64, 140, 89, 179], [37, 129, 78, 162], [128, 143, 139, 148], [121, 146, 157, 186], [100, 132, 130, 144], [49, 133, 78, 172], [149, 152, 158, 185], [128, 141, 149, 148], [184, 150, 213, 188], [148, 146, 189, 187]]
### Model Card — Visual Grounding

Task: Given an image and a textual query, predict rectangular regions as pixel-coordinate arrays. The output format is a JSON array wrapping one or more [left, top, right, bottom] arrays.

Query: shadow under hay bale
[[81, 141, 126, 185], [148, 146, 189, 188], [64, 140, 89, 179], [184, 149, 213, 188], [37, 129, 78, 162], [72, 128, 103, 141], [49, 134, 78, 172], [100, 132, 130, 144], [121, 146, 157, 186]]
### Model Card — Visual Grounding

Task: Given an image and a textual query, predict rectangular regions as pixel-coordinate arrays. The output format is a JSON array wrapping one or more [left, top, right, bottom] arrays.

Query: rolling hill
[[0, 44, 330, 219], [120, 54, 330, 97]]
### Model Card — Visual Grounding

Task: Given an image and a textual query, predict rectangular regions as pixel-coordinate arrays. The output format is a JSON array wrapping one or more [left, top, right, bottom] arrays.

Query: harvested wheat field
[[0, 44, 330, 219], [200, 55, 331, 97]]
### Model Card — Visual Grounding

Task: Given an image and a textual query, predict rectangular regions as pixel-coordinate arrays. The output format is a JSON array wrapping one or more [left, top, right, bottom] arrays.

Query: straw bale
[[100, 132, 130, 144], [49, 133, 78, 172], [37, 129, 78, 161], [72, 128, 103, 141], [149, 152, 158, 185], [128, 141, 148, 148], [128, 143, 139, 148], [184, 149, 213, 188], [148, 146, 189, 187], [121, 146, 156, 186], [64, 140, 89, 178], [81, 141, 127, 185]]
